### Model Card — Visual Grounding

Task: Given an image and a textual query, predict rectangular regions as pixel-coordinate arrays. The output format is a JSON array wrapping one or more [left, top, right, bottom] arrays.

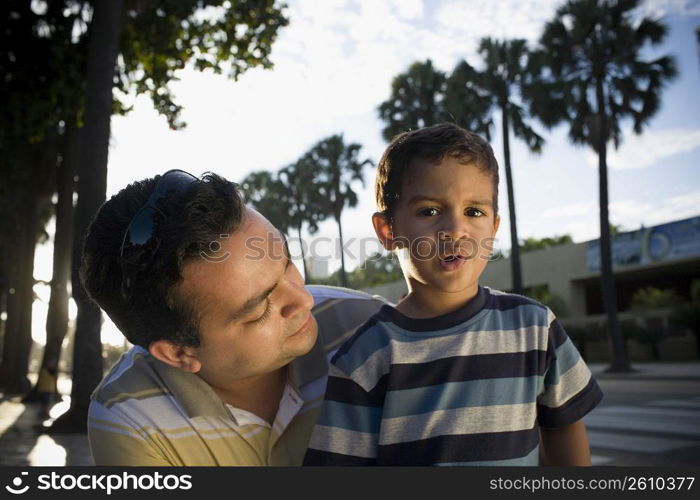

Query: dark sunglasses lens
[[125, 207, 159, 247], [153, 170, 198, 197]]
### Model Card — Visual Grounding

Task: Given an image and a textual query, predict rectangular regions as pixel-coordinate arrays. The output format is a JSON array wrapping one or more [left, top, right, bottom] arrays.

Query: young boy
[[303, 123, 603, 466]]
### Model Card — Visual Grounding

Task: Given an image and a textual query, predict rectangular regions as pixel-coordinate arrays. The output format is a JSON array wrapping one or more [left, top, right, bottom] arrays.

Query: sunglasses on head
[[119, 169, 199, 300]]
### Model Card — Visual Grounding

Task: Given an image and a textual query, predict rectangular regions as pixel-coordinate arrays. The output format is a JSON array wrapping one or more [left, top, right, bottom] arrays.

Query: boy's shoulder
[[484, 287, 555, 326]]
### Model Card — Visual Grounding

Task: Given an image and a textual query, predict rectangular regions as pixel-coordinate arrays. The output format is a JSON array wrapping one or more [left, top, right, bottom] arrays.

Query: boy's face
[[376, 158, 500, 300]]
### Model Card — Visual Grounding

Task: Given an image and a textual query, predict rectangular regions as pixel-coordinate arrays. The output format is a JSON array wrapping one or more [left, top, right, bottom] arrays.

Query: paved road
[[587, 377, 700, 466]]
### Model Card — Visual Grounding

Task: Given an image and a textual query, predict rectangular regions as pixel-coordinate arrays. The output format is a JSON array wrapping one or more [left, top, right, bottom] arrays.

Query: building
[[305, 256, 330, 279], [481, 215, 700, 318]]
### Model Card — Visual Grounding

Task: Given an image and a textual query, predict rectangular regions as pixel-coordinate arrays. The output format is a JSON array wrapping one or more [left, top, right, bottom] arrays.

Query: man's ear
[[372, 212, 398, 251], [493, 214, 501, 235], [149, 339, 201, 373]]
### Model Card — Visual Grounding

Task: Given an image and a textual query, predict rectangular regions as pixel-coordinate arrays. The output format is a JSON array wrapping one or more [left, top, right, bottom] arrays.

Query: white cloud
[[585, 128, 700, 170], [543, 201, 597, 218], [638, 0, 700, 18], [434, 0, 562, 47], [610, 190, 700, 227]]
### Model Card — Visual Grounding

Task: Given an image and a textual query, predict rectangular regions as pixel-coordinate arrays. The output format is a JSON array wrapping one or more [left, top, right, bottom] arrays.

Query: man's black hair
[[80, 172, 243, 348]]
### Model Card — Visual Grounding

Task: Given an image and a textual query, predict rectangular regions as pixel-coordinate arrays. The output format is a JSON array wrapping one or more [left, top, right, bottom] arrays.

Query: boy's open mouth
[[438, 253, 467, 271]]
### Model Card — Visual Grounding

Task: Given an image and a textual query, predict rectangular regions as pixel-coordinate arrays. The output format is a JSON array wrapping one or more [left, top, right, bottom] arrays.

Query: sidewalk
[[589, 361, 700, 380]]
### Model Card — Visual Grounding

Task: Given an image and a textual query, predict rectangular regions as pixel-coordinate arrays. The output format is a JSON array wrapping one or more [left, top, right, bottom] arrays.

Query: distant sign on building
[[586, 215, 700, 272]]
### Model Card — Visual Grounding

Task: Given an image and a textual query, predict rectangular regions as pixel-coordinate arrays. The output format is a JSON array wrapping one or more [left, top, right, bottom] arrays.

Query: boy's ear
[[149, 339, 201, 374], [372, 212, 397, 250]]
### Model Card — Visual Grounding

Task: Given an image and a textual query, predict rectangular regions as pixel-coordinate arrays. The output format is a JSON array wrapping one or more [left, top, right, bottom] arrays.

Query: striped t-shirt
[[303, 286, 603, 466]]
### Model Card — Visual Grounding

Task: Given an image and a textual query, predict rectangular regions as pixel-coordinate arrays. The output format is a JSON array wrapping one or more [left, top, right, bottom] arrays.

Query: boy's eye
[[418, 207, 440, 217], [466, 207, 485, 217]]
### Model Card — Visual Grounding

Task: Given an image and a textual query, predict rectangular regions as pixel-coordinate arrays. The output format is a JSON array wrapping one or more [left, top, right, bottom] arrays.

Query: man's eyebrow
[[229, 232, 290, 323]]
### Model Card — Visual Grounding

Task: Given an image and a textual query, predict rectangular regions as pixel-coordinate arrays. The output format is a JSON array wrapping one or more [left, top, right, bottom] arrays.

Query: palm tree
[[240, 170, 292, 234], [378, 60, 450, 141], [278, 161, 326, 282], [528, 0, 677, 372], [306, 136, 372, 288], [457, 38, 545, 294], [241, 166, 326, 282]]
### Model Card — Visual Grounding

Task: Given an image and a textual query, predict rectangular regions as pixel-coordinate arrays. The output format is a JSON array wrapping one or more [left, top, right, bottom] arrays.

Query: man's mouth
[[289, 313, 313, 337]]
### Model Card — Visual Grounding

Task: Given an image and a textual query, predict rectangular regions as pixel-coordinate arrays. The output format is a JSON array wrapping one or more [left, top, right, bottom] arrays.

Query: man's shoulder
[[307, 285, 389, 305], [91, 346, 159, 405], [308, 285, 389, 351]]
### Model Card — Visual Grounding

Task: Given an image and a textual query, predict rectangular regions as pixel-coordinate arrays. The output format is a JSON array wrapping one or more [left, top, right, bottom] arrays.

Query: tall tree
[[467, 38, 544, 294], [278, 160, 326, 282], [527, 0, 677, 372], [378, 60, 450, 141], [0, 0, 76, 393], [306, 135, 372, 288], [240, 170, 292, 235], [52, 0, 125, 431]]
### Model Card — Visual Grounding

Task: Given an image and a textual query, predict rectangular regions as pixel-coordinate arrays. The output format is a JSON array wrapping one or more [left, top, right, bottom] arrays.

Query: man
[[82, 170, 385, 465]]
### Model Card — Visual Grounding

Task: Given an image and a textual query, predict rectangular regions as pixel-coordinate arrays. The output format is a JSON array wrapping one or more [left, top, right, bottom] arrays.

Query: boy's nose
[[439, 212, 470, 241]]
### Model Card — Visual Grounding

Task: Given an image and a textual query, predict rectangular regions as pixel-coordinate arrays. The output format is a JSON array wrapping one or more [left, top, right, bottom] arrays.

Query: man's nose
[[280, 271, 313, 318]]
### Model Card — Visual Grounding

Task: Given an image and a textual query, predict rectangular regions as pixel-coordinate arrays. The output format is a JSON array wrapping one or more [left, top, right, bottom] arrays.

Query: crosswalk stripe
[[584, 414, 700, 436], [594, 405, 700, 421], [646, 400, 700, 410], [588, 430, 700, 453], [591, 454, 614, 465]]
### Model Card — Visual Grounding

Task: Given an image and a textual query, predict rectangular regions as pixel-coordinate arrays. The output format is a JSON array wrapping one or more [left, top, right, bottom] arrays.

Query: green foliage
[[377, 60, 451, 141], [118, 0, 289, 129], [520, 234, 572, 253], [305, 135, 373, 220], [566, 323, 604, 343], [670, 279, 700, 336], [527, 0, 677, 150], [630, 287, 682, 311], [473, 37, 544, 152], [671, 303, 700, 335], [310, 253, 403, 290], [240, 170, 292, 234], [523, 285, 569, 318], [241, 160, 328, 240], [621, 321, 662, 344]]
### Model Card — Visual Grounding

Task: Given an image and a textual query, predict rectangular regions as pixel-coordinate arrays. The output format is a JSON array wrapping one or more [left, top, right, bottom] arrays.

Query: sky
[[31, 0, 700, 345]]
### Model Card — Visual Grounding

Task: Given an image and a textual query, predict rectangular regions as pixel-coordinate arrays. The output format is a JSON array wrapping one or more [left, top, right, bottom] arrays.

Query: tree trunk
[[336, 211, 348, 288], [297, 224, 309, 283], [0, 193, 43, 394], [501, 105, 523, 294], [50, 0, 123, 432], [595, 80, 630, 373], [28, 119, 79, 401]]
